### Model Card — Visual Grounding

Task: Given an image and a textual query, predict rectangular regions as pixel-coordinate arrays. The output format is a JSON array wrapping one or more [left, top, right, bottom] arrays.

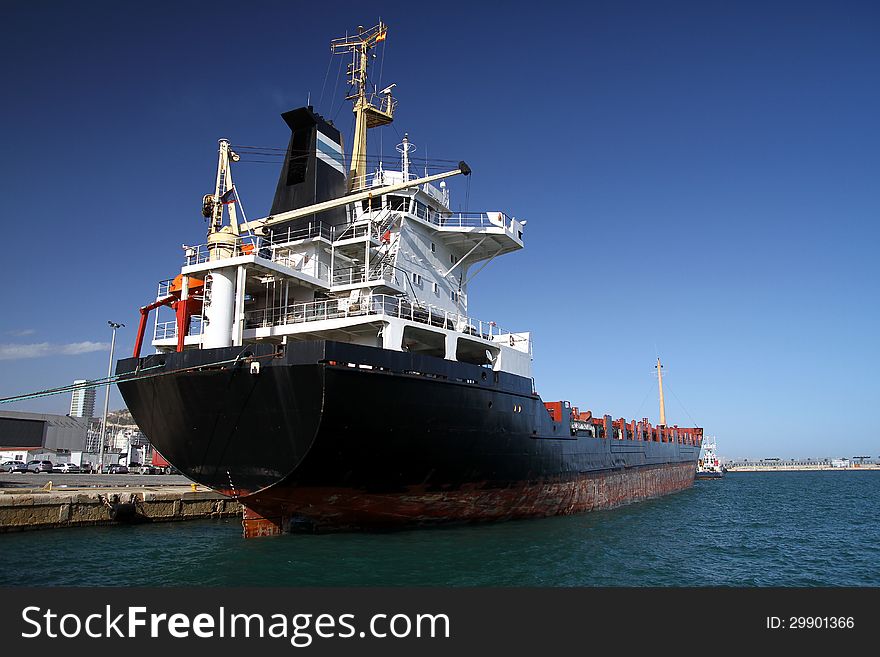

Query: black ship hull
[[117, 341, 700, 536]]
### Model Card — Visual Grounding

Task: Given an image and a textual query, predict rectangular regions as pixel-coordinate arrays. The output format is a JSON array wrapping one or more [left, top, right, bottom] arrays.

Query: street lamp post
[[98, 321, 124, 474]]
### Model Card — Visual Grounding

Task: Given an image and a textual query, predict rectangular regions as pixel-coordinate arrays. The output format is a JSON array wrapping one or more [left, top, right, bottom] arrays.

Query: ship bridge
[[352, 140, 525, 266]]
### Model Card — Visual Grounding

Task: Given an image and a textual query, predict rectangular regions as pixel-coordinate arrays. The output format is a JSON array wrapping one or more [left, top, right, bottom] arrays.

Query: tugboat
[[116, 21, 705, 537], [696, 437, 725, 479]]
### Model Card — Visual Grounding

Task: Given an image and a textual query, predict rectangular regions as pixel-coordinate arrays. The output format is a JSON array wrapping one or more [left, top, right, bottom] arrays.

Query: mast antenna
[[396, 133, 415, 181], [655, 357, 667, 426], [331, 21, 396, 191]]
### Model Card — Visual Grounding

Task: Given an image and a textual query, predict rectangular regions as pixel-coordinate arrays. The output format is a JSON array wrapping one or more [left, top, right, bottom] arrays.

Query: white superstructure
[[142, 22, 531, 381]]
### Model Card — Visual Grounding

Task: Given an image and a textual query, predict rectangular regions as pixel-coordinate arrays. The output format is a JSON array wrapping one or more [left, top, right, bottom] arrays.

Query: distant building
[[0, 408, 154, 468], [86, 409, 153, 465], [69, 380, 96, 418], [0, 410, 89, 462]]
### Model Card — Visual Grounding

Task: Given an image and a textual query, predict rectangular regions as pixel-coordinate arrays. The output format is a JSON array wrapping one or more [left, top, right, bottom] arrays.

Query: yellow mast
[[656, 357, 667, 426], [331, 22, 396, 191]]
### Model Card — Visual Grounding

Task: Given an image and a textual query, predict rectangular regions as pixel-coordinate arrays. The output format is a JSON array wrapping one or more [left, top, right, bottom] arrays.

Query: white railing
[[157, 279, 173, 299], [357, 170, 445, 206], [428, 211, 512, 231], [271, 253, 331, 282], [185, 235, 266, 266], [183, 208, 512, 270], [184, 225, 331, 266], [349, 173, 372, 192], [330, 262, 400, 287], [269, 223, 333, 245], [244, 293, 512, 341], [155, 321, 176, 340], [154, 316, 204, 341], [422, 182, 447, 206], [332, 221, 372, 242], [183, 233, 334, 284], [334, 210, 394, 243]]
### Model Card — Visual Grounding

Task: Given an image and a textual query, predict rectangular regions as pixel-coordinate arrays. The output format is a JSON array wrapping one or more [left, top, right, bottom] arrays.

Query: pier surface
[[0, 473, 241, 532]]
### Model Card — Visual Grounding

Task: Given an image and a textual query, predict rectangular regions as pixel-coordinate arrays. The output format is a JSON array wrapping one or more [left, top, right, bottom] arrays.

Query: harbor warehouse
[[0, 410, 88, 462]]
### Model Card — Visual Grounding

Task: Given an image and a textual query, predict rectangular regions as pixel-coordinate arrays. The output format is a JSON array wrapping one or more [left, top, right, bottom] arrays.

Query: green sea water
[[2, 471, 878, 586]]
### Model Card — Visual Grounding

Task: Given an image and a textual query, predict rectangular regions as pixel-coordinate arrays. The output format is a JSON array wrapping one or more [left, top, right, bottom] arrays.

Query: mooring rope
[[0, 352, 278, 405]]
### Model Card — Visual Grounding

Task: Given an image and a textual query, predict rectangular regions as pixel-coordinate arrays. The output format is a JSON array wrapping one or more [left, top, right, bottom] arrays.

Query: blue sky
[[1, 0, 877, 459]]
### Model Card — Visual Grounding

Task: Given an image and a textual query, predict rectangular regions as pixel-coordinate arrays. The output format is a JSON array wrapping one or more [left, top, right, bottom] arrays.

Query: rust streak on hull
[[241, 462, 695, 537]]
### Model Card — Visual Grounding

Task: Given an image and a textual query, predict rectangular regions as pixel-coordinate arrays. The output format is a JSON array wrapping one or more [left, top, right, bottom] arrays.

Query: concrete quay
[[0, 478, 241, 532], [726, 464, 880, 472]]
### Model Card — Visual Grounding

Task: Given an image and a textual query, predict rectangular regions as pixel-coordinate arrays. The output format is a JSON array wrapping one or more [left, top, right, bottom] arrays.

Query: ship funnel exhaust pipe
[[269, 107, 347, 229]]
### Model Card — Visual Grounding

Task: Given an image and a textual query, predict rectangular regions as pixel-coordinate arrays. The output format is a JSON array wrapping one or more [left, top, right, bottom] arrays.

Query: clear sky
[[1, 0, 877, 459]]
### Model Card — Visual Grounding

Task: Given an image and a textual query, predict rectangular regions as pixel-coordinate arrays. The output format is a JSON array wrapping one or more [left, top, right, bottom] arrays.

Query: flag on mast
[[220, 187, 237, 204]]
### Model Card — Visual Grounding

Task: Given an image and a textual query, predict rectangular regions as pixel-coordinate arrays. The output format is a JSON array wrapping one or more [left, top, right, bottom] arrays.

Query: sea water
[[2, 471, 878, 586]]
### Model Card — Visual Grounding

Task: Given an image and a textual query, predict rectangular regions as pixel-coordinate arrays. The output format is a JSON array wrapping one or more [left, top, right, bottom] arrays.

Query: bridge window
[[387, 195, 408, 212]]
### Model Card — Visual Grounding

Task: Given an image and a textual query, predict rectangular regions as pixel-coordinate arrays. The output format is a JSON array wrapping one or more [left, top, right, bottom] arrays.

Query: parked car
[[107, 464, 128, 474], [80, 462, 94, 473], [55, 463, 81, 474], [27, 460, 54, 473], [1, 460, 27, 473], [132, 464, 158, 474]]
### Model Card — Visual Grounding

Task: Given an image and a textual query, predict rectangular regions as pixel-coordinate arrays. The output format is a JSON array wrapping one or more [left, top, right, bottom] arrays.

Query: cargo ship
[[116, 22, 704, 537]]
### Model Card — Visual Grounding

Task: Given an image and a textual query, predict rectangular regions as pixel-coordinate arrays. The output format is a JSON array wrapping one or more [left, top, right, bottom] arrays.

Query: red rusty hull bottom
[[240, 461, 696, 538]]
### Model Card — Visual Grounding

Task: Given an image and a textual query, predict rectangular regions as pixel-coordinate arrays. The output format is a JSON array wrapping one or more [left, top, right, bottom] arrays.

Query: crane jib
[[237, 163, 470, 234]]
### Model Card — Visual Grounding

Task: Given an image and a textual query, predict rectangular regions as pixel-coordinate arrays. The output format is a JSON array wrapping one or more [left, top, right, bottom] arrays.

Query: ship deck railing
[[350, 168, 444, 202], [332, 222, 370, 242], [185, 235, 261, 266], [269, 222, 335, 244], [425, 209, 513, 231], [154, 315, 204, 341], [270, 254, 331, 283], [330, 262, 400, 287], [243, 294, 513, 341], [184, 228, 329, 266], [181, 209, 514, 270], [157, 279, 173, 298], [179, 236, 401, 289]]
